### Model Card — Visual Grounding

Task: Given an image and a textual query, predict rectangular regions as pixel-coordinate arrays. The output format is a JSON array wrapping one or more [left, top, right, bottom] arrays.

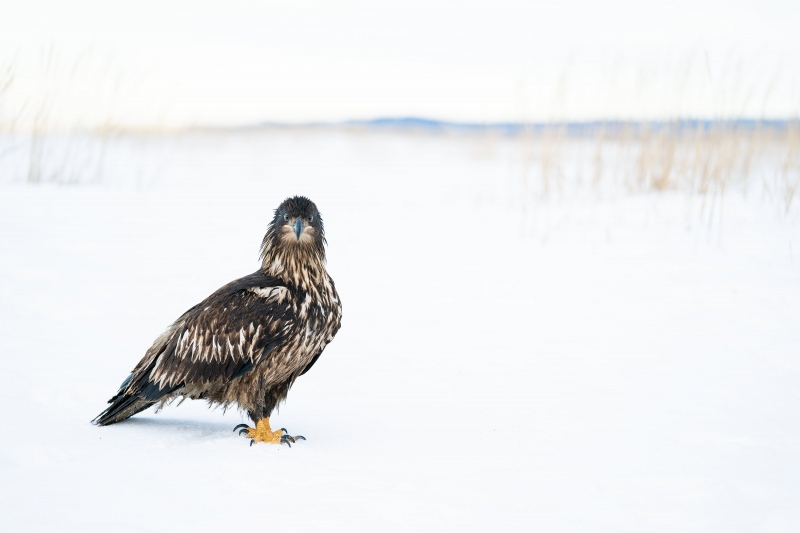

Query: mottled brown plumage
[[93, 196, 342, 444]]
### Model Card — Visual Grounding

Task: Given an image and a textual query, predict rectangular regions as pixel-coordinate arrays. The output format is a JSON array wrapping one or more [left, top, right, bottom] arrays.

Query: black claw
[[250, 439, 255, 447], [295, 436, 306, 441], [284, 439, 292, 448], [280, 428, 288, 434], [233, 423, 249, 432], [284, 435, 296, 444], [238, 429, 250, 437]]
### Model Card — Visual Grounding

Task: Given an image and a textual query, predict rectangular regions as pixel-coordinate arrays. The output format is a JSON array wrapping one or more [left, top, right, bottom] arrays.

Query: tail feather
[[95, 318, 185, 426], [93, 370, 183, 426], [92, 392, 156, 426], [92, 374, 157, 426]]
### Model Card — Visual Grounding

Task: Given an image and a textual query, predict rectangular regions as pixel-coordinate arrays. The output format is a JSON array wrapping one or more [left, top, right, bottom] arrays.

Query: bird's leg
[[233, 418, 305, 447]]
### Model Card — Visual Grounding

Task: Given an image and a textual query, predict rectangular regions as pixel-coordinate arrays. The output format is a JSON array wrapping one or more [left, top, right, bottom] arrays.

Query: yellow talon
[[236, 418, 305, 446], [241, 418, 284, 445]]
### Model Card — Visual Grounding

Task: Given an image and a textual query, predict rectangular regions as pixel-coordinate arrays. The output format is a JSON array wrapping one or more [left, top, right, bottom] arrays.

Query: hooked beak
[[292, 217, 303, 241]]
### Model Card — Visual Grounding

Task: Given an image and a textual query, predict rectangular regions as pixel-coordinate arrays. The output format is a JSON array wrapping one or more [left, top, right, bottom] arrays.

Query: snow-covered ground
[[1, 131, 799, 532]]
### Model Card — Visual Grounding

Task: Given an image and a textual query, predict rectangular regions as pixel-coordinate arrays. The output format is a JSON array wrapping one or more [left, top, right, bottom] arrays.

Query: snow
[[1, 131, 799, 532]]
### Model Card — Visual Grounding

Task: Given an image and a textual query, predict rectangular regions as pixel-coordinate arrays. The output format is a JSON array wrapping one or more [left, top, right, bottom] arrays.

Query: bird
[[93, 196, 342, 446]]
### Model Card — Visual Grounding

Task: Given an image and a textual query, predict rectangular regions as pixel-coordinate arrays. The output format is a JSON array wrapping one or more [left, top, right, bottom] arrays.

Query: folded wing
[[93, 272, 293, 425]]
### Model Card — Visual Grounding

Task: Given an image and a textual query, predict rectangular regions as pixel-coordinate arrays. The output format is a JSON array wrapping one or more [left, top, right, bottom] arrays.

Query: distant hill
[[238, 117, 798, 135]]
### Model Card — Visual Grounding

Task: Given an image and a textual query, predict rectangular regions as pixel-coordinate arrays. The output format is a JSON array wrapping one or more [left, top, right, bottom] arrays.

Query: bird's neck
[[261, 246, 325, 290]]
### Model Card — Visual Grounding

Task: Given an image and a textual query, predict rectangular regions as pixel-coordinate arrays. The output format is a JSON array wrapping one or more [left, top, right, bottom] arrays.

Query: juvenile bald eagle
[[93, 196, 342, 446]]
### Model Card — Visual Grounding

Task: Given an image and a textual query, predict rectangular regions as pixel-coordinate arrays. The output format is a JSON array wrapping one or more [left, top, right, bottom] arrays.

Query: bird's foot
[[233, 418, 306, 447]]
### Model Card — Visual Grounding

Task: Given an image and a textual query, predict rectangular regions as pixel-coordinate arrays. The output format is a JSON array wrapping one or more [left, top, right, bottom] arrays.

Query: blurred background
[[2, 0, 799, 129], [1, 0, 798, 209]]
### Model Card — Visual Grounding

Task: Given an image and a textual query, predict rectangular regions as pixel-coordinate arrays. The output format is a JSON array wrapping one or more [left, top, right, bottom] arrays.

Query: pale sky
[[1, 0, 798, 129]]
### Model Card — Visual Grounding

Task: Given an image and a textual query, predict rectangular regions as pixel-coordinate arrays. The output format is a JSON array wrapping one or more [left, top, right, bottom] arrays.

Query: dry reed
[[510, 121, 799, 218]]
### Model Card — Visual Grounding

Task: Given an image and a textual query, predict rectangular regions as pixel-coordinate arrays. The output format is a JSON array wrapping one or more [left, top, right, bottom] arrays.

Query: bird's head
[[260, 196, 326, 276]]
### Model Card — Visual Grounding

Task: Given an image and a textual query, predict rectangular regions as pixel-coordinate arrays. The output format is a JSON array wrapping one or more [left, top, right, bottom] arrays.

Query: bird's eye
[[308, 215, 314, 222], [284, 214, 289, 221]]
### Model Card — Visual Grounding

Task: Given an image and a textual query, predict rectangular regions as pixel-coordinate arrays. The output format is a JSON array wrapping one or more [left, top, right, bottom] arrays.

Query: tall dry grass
[[506, 121, 799, 219], [1, 47, 797, 221], [0, 46, 135, 185]]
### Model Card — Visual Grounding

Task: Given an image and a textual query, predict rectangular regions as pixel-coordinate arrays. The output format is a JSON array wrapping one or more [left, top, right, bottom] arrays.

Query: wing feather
[[105, 272, 294, 415]]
